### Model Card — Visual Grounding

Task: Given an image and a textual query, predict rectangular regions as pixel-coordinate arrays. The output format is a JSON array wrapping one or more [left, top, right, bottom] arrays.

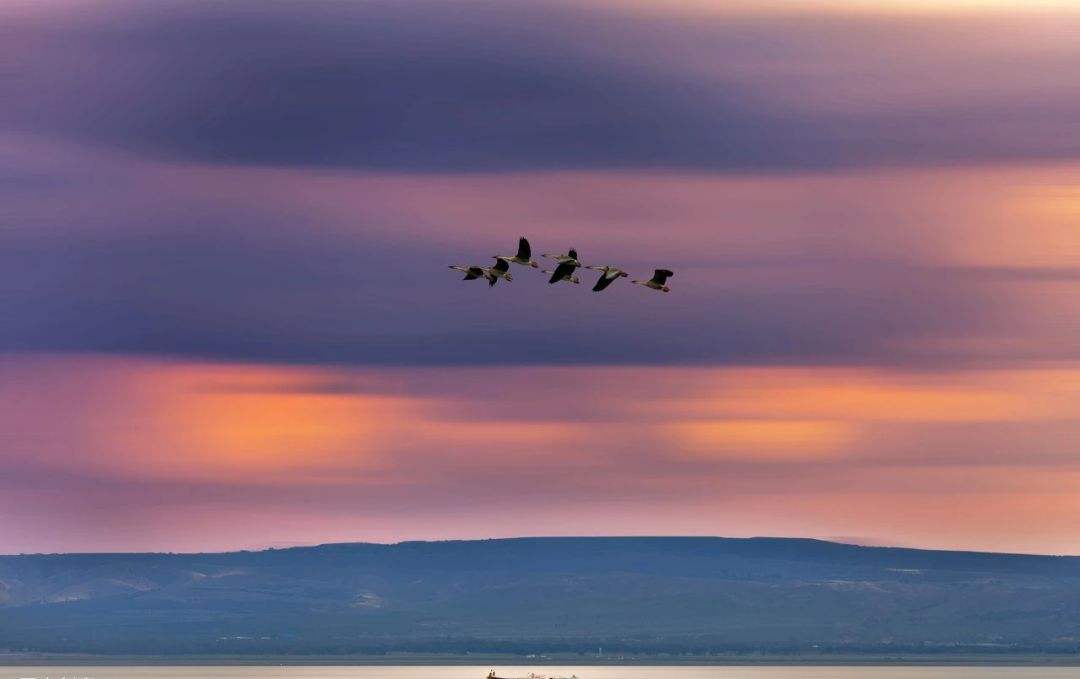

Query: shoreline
[[3, 654, 1080, 667]]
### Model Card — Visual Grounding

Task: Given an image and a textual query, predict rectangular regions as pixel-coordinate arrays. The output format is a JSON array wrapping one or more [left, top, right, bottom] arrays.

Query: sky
[[1, 0, 1078, 555]]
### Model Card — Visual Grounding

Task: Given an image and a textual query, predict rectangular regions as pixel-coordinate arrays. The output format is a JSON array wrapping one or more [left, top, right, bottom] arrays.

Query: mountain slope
[[2, 537, 1079, 654]]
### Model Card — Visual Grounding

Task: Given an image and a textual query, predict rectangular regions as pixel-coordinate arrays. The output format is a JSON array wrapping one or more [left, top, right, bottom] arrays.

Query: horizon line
[[4, 534, 1077, 560]]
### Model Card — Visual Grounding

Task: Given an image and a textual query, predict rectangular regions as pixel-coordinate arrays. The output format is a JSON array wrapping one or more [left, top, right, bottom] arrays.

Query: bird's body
[[449, 258, 513, 287], [542, 249, 582, 284], [495, 237, 539, 268], [481, 257, 513, 286], [632, 269, 674, 292], [542, 269, 581, 285], [542, 248, 579, 265], [449, 265, 486, 281], [586, 265, 629, 292]]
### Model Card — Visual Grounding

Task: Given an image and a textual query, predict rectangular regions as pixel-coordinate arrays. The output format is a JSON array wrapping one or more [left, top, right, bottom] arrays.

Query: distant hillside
[[2, 537, 1080, 655]]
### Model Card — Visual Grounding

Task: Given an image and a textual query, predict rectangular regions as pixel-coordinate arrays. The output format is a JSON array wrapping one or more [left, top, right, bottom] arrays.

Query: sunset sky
[[2, 0, 1078, 555]]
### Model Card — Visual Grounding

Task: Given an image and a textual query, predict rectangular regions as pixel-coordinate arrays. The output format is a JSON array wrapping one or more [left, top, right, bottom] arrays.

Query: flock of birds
[[449, 237, 674, 293]]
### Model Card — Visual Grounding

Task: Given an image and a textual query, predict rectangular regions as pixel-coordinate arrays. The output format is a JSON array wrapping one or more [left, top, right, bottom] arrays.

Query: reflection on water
[[2, 666, 1077, 679]]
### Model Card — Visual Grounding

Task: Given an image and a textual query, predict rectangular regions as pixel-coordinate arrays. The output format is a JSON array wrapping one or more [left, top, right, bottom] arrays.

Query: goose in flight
[[586, 265, 628, 292], [448, 258, 513, 287], [542, 249, 582, 285], [448, 265, 486, 282], [632, 269, 674, 292], [482, 257, 514, 286], [542, 248, 579, 264], [542, 269, 581, 285], [495, 237, 539, 268]]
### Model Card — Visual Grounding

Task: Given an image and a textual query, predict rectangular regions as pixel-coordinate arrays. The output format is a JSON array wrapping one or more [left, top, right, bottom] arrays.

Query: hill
[[2, 537, 1080, 655]]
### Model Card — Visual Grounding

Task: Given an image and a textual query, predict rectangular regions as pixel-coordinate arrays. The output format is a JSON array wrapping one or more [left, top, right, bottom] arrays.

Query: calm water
[[2, 667, 1078, 679]]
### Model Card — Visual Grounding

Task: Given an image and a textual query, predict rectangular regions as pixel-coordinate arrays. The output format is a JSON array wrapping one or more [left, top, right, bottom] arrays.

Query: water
[[1, 666, 1077, 679]]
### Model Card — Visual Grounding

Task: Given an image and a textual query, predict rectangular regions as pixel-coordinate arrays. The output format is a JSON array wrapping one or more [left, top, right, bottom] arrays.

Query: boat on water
[[486, 671, 577, 679]]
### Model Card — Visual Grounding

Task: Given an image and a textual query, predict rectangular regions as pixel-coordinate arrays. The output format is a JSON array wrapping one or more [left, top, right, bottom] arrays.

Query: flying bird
[[586, 265, 628, 292], [448, 265, 487, 281], [495, 237, 539, 268], [542, 269, 581, 285], [448, 258, 513, 287], [542, 249, 582, 285], [632, 269, 674, 292], [542, 248, 579, 264], [482, 257, 514, 286]]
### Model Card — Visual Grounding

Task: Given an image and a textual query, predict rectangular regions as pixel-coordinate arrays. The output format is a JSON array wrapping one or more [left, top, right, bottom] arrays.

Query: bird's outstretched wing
[[464, 266, 484, 280], [651, 269, 674, 285], [516, 237, 531, 260], [488, 274, 498, 287], [492, 258, 510, 273], [549, 261, 574, 284], [592, 273, 616, 292]]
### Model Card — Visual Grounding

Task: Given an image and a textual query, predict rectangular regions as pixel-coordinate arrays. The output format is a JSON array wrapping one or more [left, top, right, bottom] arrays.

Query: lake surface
[[3, 667, 1078, 679]]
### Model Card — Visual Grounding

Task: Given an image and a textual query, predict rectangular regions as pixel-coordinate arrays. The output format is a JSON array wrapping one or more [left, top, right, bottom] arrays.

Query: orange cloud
[[629, 367, 1080, 424], [2, 355, 1079, 553], [71, 360, 419, 484], [668, 420, 856, 462]]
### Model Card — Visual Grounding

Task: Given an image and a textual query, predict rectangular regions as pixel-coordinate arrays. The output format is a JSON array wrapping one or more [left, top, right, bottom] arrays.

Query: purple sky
[[1, 0, 1078, 554]]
